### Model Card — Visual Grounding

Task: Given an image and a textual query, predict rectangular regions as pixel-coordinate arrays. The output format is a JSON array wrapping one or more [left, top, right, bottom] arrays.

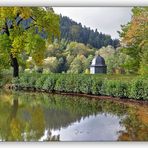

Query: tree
[[70, 25, 81, 41], [119, 7, 148, 74], [96, 45, 115, 59], [68, 55, 86, 73], [0, 7, 60, 77], [65, 41, 94, 57], [60, 15, 119, 49], [97, 46, 131, 74], [43, 57, 59, 73]]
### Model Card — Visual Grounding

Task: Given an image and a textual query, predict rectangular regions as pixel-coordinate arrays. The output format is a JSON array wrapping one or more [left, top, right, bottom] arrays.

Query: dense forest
[[60, 15, 120, 49], [0, 7, 147, 76], [17, 14, 120, 49]]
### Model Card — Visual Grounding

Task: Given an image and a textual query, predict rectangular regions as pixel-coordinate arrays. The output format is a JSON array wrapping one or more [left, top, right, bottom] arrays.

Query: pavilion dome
[[91, 55, 106, 66]]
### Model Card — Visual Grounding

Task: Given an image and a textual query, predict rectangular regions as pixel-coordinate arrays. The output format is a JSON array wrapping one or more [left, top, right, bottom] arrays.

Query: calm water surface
[[0, 89, 148, 141]]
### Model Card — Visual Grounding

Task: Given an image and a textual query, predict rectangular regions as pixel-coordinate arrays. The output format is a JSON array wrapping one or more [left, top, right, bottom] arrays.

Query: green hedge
[[12, 73, 148, 100], [0, 74, 12, 87]]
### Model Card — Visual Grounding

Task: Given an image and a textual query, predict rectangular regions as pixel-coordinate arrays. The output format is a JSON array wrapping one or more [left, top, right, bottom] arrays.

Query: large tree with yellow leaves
[[119, 7, 148, 74], [0, 7, 60, 77]]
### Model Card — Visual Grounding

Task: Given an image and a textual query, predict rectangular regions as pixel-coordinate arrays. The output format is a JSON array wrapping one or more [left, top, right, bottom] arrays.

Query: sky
[[53, 7, 132, 39]]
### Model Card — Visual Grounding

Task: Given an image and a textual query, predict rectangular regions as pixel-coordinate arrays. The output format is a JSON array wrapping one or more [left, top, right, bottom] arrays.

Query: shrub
[[12, 77, 20, 86], [130, 76, 148, 100], [91, 77, 103, 95], [55, 75, 66, 92], [28, 74, 38, 88], [19, 74, 30, 88], [35, 75, 48, 90], [72, 75, 82, 93], [64, 75, 74, 92], [63, 74, 81, 93], [79, 75, 92, 94], [0, 73, 12, 87], [12, 73, 148, 100], [42, 75, 58, 92], [142, 81, 148, 100], [100, 80, 129, 98]]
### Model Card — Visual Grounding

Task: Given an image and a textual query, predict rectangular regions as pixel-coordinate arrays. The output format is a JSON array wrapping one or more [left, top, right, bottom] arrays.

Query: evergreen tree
[[60, 15, 119, 49]]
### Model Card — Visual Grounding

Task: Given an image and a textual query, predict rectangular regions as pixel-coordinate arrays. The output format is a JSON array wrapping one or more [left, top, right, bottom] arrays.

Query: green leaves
[[0, 7, 60, 74], [0, 34, 11, 69], [130, 76, 148, 100], [31, 7, 60, 41], [0, 34, 11, 52], [25, 33, 46, 65], [119, 7, 148, 74], [11, 35, 25, 57], [12, 73, 148, 100]]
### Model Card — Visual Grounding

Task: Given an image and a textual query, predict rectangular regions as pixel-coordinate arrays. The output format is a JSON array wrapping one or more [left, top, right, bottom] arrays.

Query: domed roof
[[91, 55, 106, 66]]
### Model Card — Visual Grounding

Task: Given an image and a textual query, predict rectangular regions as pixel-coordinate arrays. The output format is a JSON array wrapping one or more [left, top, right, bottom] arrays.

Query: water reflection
[[0, 89, 148, 141], [49, 114, 124, 141]]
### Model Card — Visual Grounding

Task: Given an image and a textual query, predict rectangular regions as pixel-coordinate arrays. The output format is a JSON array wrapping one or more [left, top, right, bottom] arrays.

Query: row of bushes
[[12, 73, 148, 100], [0, 73, 12, 88]]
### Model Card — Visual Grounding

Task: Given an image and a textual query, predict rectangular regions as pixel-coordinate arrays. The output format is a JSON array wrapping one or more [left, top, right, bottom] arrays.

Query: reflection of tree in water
[[0, 93, 24, 141], [118, 108, 148, 141], [0, 90, 148, 141], [0, 91, 60, 141], [0, 95, 12, 141]]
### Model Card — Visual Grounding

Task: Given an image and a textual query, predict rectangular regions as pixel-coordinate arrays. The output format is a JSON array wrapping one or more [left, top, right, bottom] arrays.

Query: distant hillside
[[60, 15, 120, 49], [4, 12, 120, 49]]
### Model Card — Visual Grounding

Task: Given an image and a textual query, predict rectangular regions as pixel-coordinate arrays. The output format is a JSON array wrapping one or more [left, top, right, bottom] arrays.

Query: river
[[0, 89, 148, 141]]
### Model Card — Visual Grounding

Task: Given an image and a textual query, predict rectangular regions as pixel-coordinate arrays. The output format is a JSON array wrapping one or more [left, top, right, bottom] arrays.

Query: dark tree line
[[15, 14, 120, 50], [60, 15, 120, 49]]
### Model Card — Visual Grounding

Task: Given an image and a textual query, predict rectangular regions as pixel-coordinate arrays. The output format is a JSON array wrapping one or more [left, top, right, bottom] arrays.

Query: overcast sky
[[53, 7, 132, 39]]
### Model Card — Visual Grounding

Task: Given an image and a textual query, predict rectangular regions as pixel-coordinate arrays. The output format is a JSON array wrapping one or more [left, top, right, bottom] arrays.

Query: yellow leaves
[[139, 40, 148, 49], [10, 118, 22, 140], [11, 49, 17, 58], [32, 52, 44, 66], [0, 7, 60, 69], [12, 7, 32, 19], [31, 8, 60, 41], [24, 33, 46, 65], [122, 8, 148, 46], [0, 7, 32, 20], [12, 36, 23, 50], [19, 7, 32, 19], [0, 7, 14, 19], [11, 36, 25, 57], [123, 20, 139, 45], [12, 7, 20, 15], [29, 107, 45, 138]]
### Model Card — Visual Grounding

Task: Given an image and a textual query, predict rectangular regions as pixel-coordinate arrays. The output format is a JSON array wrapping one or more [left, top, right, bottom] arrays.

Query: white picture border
[[0, 0, 148, 148], [0, 0, 148, 6]]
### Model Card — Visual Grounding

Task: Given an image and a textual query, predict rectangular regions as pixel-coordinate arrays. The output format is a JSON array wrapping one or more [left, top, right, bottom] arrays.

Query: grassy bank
[[11, 73, 148, 100]]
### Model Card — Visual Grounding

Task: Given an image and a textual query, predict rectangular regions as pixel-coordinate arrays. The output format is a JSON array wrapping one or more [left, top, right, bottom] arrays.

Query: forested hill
[[11, 13, 120, 49], [60, 15, 120, 49]]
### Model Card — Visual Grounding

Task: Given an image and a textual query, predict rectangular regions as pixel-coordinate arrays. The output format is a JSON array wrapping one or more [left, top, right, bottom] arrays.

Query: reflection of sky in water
[[40, 113, 125, 141]]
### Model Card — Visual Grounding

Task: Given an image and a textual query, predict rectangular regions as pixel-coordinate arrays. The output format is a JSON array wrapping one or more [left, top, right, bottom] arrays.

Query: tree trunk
[[10, 54, 19, 77], [4, 20, 20, 78]]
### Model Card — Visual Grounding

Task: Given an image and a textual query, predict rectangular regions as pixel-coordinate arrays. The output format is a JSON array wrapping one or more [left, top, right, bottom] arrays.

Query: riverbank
[[5, 86, 148, 107], [7, 73, 148, 101]]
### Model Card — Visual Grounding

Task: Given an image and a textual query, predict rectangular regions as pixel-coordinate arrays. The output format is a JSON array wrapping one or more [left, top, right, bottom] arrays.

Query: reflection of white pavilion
[[90, 55, 107, 74]]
